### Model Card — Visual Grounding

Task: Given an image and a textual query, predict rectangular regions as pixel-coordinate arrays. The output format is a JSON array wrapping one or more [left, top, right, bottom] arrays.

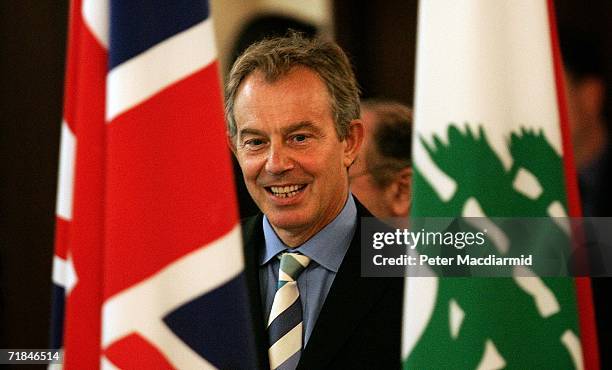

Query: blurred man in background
[[349, 100, 412, 223], [561, 27, 610, 217], [561, 27, 612, 367]]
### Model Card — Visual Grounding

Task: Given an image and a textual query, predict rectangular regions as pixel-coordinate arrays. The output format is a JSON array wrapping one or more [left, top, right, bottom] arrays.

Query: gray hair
[[225, 32, 360, 139]]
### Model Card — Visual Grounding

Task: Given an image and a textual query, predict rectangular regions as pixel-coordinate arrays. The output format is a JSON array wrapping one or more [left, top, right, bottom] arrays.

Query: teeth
[[276, 190, 299, 198], [271, 185, 299, 194], [270, 185, 303, 197]]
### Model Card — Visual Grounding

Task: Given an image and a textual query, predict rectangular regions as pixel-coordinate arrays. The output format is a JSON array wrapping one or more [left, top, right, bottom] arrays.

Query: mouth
[[265, 184, 307, 199]]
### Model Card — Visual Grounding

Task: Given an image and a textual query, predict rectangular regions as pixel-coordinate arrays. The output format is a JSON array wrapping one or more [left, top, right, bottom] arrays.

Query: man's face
[[231, 66, 361, 244]]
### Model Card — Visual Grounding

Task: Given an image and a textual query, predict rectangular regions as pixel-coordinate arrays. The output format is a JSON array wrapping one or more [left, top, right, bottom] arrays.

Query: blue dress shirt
[[259, 194, 357, 345]]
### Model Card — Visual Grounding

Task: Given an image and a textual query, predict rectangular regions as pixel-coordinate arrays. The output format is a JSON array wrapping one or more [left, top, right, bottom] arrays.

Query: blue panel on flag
[[163, 273, 256, 369], [109, 0, 209, 69], [49, 284, 65, 349]]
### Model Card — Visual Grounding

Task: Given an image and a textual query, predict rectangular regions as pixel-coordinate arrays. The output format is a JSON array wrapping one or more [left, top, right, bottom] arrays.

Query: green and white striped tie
[[267, 252, 311, 370]]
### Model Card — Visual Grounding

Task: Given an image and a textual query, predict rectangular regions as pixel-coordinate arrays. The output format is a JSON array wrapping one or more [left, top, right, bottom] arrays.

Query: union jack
[[51, 1, 256, 368]]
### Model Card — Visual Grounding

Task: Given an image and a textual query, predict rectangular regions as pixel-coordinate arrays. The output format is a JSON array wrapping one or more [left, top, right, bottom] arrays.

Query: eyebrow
[[238, 127, 265, 139], [238, 121, 324, 139], [281, 121, 323, 136]]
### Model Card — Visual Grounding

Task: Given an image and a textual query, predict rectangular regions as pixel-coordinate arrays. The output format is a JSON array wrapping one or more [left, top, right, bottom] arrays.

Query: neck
[[273, 192, 349, 248]]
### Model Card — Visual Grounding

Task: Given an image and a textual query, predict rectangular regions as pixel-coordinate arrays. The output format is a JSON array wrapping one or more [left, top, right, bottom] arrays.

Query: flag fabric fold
[[51, 1, 256, 368], [404, 0, 598, 368]]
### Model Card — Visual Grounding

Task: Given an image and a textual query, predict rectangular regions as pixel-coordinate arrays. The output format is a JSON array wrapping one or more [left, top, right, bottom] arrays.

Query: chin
[[266, 211, 310, 231]]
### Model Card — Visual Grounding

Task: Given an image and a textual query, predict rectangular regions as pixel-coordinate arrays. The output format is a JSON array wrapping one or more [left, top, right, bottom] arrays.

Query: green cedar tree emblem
[[405, 124, 581, 369]]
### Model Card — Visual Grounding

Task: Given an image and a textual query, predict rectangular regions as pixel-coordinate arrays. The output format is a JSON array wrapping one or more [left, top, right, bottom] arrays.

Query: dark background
[[1, 0, 610, 368], [1, 0, 69, 352]]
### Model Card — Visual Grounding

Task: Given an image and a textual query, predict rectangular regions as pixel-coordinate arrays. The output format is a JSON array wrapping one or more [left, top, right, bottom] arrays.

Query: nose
[[265, 142, 293, 175]]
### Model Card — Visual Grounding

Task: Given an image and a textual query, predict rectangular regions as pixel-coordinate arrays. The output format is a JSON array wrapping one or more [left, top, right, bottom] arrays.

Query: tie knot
[[279, 252, 311, 282]]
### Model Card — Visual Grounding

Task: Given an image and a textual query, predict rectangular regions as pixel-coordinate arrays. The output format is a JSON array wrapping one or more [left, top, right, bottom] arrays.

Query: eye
[[291, 134, 308, 143], [243, 138, 266, 149]]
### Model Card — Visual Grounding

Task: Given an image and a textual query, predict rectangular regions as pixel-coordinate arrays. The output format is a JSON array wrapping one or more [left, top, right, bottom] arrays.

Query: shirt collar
[[260, 194, 357, 272]]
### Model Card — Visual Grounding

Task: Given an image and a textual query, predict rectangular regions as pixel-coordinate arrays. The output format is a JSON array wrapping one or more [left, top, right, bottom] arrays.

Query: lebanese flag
[[403, 0, 598, 368]]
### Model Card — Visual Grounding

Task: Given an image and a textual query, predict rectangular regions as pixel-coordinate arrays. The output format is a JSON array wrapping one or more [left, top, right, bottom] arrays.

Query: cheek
[[301, 152, 341, 177], [238, 156, 264, 180]]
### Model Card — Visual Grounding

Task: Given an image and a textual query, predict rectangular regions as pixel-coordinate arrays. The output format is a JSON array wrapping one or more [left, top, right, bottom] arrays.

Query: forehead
[[233, 66, 333, 130]]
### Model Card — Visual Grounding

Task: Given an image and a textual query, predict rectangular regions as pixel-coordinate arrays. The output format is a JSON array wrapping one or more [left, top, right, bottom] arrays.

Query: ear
[[227, 133, 238, 157], [343, 119, 364, 168], [388, 167, 412, 217], [578, 77, 605, 118]]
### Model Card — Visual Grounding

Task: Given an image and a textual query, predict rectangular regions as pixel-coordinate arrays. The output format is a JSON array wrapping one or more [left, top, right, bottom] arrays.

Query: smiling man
[[225, 33, 404, 369], [230, 65, 353, 247]]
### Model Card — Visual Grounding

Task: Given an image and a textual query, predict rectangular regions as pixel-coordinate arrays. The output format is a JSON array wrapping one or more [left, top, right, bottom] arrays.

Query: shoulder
[[240, 213, 264, 245], [353, 195, 394, 233], [352, 195, 373, 218]]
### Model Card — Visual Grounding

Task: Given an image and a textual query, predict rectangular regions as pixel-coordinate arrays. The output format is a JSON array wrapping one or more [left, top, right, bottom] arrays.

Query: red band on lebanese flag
[[546, 1, 600, 369]]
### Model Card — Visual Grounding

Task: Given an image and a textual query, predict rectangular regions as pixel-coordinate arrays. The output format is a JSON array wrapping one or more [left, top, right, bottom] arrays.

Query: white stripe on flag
[[101, 355, 120, 370], [401, 277, 438, 359], [52, 256, 67, 287], [55, 122, 76, 220], [102, 225, 243, 368], [143, 322, 216, 369], [82, 0, 109, 48], [52, 254, 78, 295], [106, 18, 217, 122]]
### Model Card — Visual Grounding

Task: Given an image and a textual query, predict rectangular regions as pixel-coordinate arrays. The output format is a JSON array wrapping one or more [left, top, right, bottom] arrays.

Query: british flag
[[51, 0, 257, 368]]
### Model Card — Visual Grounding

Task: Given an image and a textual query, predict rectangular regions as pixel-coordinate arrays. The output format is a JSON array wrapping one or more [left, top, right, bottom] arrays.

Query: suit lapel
[[243, 201, 393, 369], [241, 214, 271, 370], [297, 202, 390, 369]]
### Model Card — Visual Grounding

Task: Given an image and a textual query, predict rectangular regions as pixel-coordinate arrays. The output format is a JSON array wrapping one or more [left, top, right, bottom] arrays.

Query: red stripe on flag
[[54, 217, 71, 260], [104, 62, 239, 298], [575, 277, 600, 369], [104, 333, 174, 369], [546, 1, 600, 369], [546, 1, 581, 218], [60, 0, 107, 368]]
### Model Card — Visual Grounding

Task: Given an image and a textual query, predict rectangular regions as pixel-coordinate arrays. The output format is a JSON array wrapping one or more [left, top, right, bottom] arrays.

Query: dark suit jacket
[[241, 198, 404, 369]]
